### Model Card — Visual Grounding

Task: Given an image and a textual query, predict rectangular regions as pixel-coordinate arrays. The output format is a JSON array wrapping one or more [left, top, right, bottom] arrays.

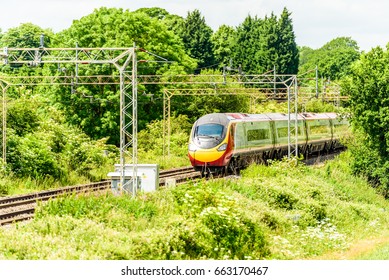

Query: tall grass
[[0, 158, 115, 196], [1, 151, 388, 259]]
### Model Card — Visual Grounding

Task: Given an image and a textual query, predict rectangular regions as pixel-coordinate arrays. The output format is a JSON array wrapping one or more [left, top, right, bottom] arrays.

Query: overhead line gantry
[[0, 46, 344, 195], [0, 46, 138, 195]]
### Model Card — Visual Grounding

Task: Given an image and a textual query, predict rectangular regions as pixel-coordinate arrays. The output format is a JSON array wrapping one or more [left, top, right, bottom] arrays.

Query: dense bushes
[[31, 185, 270, 260], [346, 46, 389, 196], [2, 96, 117, 187], [1, 153, 388, 260]]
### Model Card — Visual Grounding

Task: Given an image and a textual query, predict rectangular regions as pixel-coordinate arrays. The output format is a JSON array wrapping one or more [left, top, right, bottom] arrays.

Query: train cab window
[[195, 124, 224, 139], [194, 123, 225, 149]]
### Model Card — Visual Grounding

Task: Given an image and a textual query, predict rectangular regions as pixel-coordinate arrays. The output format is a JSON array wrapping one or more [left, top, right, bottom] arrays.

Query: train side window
[[247, 129, 270, 141], [276, 121, 304, 136], [246, 121, 272, 147], [275, 120, 305, 145], [308, 120, 331, 140], [234, 123, 246, 149], [333, 119, 349, 137]]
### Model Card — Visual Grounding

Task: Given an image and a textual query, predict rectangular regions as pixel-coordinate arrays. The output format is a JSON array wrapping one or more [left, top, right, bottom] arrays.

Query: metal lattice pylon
[[287, 75, 299, 158], [0, 46, 138, 195]]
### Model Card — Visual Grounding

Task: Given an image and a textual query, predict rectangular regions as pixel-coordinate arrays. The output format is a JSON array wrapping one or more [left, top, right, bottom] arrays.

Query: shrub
[[172, 185, 269, 259], [6, 133, 64, 179]]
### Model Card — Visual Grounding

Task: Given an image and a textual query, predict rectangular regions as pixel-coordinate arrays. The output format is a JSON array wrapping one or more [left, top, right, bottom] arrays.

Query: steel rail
[[0, 167, 201, 226], [0, 151, 341, 226]]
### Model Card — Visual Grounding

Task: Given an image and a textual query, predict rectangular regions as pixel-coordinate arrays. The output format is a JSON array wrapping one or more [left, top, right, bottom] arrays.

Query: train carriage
[[188, 112, 348, 175]]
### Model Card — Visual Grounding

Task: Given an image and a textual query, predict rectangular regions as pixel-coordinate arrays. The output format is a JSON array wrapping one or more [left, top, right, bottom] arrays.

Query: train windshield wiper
[[197, 134, 219, 140]]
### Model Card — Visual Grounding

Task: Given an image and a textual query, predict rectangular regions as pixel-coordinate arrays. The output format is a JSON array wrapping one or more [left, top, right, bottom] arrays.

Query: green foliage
[[2, 95, 117, 183], [232, 15, 262, 73], [1, 153, 389, 260], [0, 23, 52, 48], [299, 37, 360, 80], [301, 98, 338, 113], [212, 25, 236, 67], [135, 7, 170, 20], [0, 177, 9, 196], [7, 133, 64, 179], [179, 187, 268, 259], [347, 46, 389, 195], [48, 7, 196, 145], [6, 97, 40, 137], [137, 115, 191, 168], [232, 8, 299, 74], [136, 8, 185, 38], [171, 69, 251, 120], [274, 8, 300, 74], [0, 23, 53, 73], [347, 130, 389, 197], [177, 9, 215, 70], [358, 243, 389, 260], [273, 219, 348, 258], [36, 193, 157, 226]]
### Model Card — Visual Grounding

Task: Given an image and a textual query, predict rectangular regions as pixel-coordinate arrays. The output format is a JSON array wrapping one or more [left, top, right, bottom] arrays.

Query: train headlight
[[189, 143, 197, 152], [217, 143, 227, 151]]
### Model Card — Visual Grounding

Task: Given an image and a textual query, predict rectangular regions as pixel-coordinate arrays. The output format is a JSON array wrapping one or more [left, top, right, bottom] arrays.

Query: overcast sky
[[0, 0, 388, 51]]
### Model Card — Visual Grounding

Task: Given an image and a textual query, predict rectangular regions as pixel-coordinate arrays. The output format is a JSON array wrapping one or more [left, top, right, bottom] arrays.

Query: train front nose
[[188, 141, 228, 169], [188, 114, 230, 171]]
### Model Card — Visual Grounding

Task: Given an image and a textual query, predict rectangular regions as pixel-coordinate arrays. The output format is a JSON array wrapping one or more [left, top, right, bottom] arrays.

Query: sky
[[0, 0, 388, 52]]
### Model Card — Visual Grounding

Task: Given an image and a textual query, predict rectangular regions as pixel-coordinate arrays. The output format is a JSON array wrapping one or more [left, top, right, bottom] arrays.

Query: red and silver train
[[188, 112, 348, 175]]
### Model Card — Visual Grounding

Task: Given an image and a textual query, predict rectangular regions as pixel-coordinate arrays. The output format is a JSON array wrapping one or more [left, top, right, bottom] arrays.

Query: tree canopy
[[346, 46, 389, 195], [0, 23, 52, 48], [176, 9, 215, 71], [48, 7, 196, 144], [211, 25, 236, 68], [231, 8, 299, 74], [299, 37, 360, 80]]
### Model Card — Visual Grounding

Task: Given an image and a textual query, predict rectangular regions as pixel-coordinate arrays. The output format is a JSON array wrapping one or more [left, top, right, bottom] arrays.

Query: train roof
[[226, 112, 337, 121], [195, 113, 231, 126], [195, 112, 339, 126]]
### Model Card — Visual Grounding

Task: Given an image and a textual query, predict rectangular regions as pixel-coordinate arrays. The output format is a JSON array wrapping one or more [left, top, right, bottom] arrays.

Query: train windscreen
[[195, 124, 224, 138], [194, 124, 225, 148]]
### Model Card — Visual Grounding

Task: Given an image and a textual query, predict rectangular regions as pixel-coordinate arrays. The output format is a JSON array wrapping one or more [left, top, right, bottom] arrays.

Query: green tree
[[135, 7, 170, 20], [0, 23, 52, 48], [211, 25, 236, 68], [177, 9, 215, 71], [346, 46, 389, 195], [232, 15, 262, 73], [4, 95, 115, 181], [0, 23, 53, 76], [276, 8, 299, 74], [299, 37, 360, 80], [232, 8, 299, 75], [48, 7, 195, 145], [257, 13, 279, 73], [7, 97, 40, 137]]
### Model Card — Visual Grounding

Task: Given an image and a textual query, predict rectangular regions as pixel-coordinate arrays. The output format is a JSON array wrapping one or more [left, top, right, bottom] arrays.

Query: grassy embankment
[[0, 151, 388, 259]]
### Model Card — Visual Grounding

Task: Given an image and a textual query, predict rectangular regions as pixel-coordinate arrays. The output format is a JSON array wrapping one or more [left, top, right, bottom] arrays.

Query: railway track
[[0, 167, 200, 226], [0, 152, 339, 227], [159, 166, 201, 185], [0, 181, 111, 226]]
